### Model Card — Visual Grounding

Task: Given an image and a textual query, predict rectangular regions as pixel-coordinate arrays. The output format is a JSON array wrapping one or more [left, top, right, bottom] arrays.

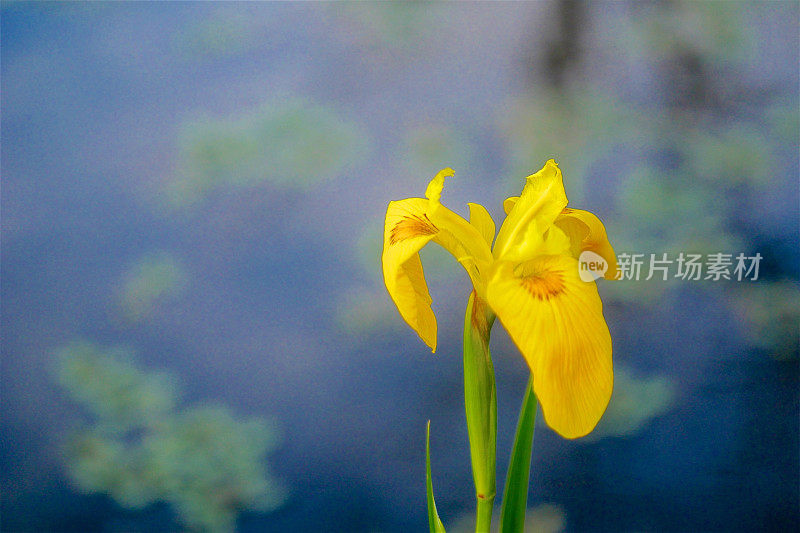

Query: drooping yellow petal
[[554, 208, 618, 280], [486, 255, 613, 438], [468, 202, 496, 249], [382, 198, 439, 351], [382, 169, 496, 349], [494, 160, 568, 261]]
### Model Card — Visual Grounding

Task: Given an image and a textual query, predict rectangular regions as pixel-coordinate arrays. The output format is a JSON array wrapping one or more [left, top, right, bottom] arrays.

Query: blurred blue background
[[2, 2, 798, 531]]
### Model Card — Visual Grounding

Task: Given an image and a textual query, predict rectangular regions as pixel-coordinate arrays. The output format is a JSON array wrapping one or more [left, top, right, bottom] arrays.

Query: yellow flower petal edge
[[503, 196, 519, 215], [486, 256, 613, 438], [425, 174, 494, 283], [493, 159, 568, 261], [555, 208, 618, 280]]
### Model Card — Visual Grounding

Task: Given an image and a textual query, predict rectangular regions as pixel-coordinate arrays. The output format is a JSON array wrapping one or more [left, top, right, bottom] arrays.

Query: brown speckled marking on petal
[[389, 214, 438, 244], [521, 269, 566, 301]]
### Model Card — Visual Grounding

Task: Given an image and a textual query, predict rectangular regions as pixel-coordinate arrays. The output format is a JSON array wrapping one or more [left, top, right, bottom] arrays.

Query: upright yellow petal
[[425, 167, 455, 203], [555, 208, 618, 280], [468, 202, 496, 249], [494, 160, 568, 261], [424, 169, 494, 293], [486, 255, 613, 438], [382, 198, 439, 351], [502, 196, 519, 215]]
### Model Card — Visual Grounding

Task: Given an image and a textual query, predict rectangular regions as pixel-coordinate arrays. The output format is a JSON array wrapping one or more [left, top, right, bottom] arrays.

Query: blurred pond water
[[2, 2, 798, 532]]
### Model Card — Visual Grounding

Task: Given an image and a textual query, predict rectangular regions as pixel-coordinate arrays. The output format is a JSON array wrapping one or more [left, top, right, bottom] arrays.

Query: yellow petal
[[494, 160, 568, 261], [424, 170, 494, 292], [382, 198, 439, 351], [425, 167, 455, 203], [468, 202, 496, 249], [503, 196, 519, 215], [555, 208, 618, 280], [382, 169, 495, 349], [486, 255, 613, 438]]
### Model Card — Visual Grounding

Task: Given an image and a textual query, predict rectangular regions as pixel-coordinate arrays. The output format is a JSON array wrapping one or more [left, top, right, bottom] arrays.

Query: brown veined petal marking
[[519, 264, 567, 301], [389, 213, 438, 244]]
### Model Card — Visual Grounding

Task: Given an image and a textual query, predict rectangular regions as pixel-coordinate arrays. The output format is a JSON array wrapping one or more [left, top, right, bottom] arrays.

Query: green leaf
[[426, 421, 446, 533], [499, 377, 537, 533]]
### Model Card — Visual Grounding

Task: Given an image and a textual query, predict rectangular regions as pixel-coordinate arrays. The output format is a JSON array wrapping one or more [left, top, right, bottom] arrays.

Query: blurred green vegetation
[[625, 0, 755, 64], [499, 88, 641, 205], [521, 503, 566, 533], [730, 281, 800, 361], [583, 368, 675, 442], [54, 341, 285, 532], [764, 99, 800, 142], [334, 286, 400, 339], [335, 1, 443, 50], [402, 124, 474, 182], [165, 99, 369, 207], [118, 251, 187, 322]]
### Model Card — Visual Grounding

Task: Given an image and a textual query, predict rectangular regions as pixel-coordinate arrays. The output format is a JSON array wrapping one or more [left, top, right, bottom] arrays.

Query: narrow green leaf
[[499, 376, 537, 533], [426, 421, 446, 533]]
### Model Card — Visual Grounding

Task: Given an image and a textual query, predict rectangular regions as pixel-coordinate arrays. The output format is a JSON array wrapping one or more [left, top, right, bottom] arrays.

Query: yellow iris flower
[[382, 160, 617, 438]]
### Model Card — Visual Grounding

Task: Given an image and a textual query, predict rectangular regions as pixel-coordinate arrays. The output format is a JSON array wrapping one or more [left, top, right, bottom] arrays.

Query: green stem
[[462, 291, 497, 533], [499, 376, 537, 533], [475, 496, 494, 533]]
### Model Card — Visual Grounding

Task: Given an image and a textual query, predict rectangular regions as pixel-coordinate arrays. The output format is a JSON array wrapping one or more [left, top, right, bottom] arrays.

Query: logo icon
[[578, 250, 608, 282]]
